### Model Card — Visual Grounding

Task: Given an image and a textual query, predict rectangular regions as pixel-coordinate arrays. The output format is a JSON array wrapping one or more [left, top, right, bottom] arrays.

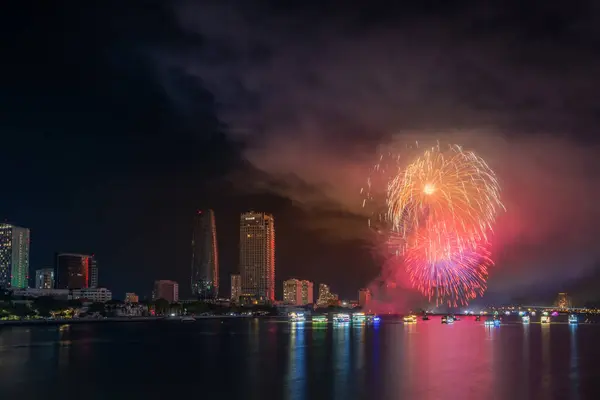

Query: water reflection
[[287, 322, 306, 400], [333, 322, 350, 400], [540, 322, 551, 399], [570, 324, 580, 400]]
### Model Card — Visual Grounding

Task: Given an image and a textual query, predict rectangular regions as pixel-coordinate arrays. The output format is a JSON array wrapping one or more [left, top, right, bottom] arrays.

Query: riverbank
[[0, 314, 278, 327]]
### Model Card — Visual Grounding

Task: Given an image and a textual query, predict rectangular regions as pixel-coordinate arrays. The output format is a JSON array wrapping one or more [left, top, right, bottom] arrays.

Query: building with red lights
[[55, 253, 97, 289]]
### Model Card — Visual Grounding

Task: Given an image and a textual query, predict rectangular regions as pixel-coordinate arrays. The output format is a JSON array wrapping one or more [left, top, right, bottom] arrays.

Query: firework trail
[[365, 142, 504, 306]]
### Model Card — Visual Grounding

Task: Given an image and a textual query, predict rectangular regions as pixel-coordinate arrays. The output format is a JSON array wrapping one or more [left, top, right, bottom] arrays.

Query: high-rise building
[[317, 283, 333, 307], [90, 260, 98, 288], [191, 210, 219, 299], [55, 253, 96, 289], [153, 280, 179, 303], [239, 212, 275, 302], [125, 292, 139, 303], [35, 268, 55, 289], [283, 279, 303, 305], [284, 279, 314, 305], [230, 274, 241, 303], [0, 223, 30, 289], [301, 280, 314, 305], [358, 288, 371, 309]]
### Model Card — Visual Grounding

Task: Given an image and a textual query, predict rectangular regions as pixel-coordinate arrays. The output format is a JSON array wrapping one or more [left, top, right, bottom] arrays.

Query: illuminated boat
[[333, 313, 350, 323], [569, 315, 578, 324], [366, 314, 381, 324], [522, 315, 530, 324], [441, 316, 454, 324], [352, 312, 366, 324], [403, 315, 417, 323], [289, 312, 306, 322], [312, 315, 327, 324], [540, 316, 550, 324], [475, 316, 481, 322]]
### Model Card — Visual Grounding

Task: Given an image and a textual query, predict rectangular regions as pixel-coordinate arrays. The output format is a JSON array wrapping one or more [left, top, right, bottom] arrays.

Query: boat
[[289, 312, 306, 323], [366, 314, 381, 324], [181, 316, 195, 322], [422, 315, 430, 321], [312, 315, 327, 324], [475, 316, 481, 322], [569, 315, 578, 324], [289, 312, 306, 322], [333, 313, 350, 323], [522, 315, 530, 324], [403, 314, 417, 323], [540, 316, 550, 324], [441, 316, 454, 324], [352, 313, 366, 324]]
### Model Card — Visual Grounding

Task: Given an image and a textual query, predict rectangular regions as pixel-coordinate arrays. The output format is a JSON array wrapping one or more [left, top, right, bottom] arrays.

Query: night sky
[[3, 1, 600, 304]]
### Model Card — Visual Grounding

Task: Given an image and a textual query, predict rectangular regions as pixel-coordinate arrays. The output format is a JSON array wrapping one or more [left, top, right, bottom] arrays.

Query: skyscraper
[[35, 268, 55, 289], [55, 253, 96, 289], [230, 274, 241, 303], [191, 210, 219, 299], [0, 223, 30, 289], [239, 212, 275, 302]]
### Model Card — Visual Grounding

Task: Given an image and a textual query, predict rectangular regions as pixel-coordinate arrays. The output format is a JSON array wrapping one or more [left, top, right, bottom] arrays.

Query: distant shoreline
[[0, 315, 260, 327]]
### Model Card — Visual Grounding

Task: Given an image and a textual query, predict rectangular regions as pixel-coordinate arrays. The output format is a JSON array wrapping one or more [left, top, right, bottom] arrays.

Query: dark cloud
[[154, 0, 600, 300]]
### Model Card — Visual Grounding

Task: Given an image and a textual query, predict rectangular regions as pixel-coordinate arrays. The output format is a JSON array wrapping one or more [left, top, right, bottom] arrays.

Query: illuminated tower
[[55, 253, 96, 289], [0, 223, 30, 289], [239, 212, 275, 302], [191, 210, 219, 299]]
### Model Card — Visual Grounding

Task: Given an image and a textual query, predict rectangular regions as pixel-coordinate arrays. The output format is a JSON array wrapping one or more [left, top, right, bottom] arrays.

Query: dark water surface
[[0, 318, 598, 399]]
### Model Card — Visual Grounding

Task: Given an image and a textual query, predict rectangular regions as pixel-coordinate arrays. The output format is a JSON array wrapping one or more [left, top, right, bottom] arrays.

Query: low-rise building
[[125, 292, 139, 303], [10, 288, 69, 300], [71, 288, 112, 303]]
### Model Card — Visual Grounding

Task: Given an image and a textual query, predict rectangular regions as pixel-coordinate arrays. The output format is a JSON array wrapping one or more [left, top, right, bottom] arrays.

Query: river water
[[0, 317, 598, 399]]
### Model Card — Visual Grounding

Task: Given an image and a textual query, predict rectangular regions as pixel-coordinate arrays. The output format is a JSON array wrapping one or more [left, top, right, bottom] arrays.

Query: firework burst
[[365, 142, 504, 306]]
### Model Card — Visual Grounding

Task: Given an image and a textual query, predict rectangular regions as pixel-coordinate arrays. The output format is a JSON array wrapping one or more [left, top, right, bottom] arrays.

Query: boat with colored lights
[[352, 313, 366, 324], [289, 312, 306, 322], [441, 316, 454, 324], [569, 315, 578, 324], [403, 315, 417, 323], [333, 313, 350, 323], [312, 315, 327, 324], [366, 314, 380, 324]]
